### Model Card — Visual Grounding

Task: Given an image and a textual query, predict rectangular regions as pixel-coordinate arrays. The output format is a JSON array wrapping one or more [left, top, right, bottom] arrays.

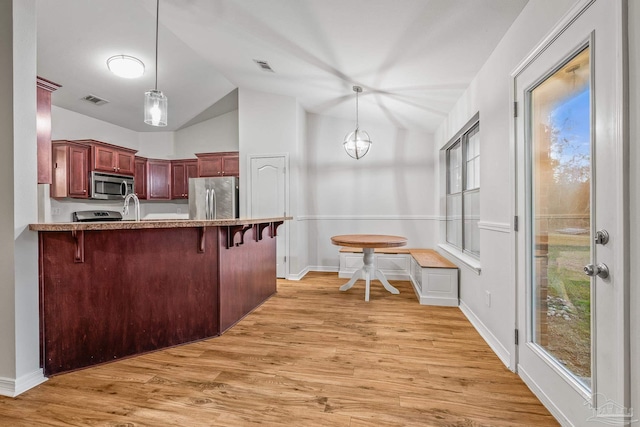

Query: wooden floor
[[0, 272, 558, 426]]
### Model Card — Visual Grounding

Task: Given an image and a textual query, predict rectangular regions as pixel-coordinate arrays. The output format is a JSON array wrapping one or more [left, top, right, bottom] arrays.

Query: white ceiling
[[36, 0, 528, 133]]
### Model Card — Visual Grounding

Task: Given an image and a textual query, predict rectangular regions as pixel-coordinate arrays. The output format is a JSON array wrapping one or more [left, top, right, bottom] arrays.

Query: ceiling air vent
[[253, 59, 274, 72], [81, 94, 109, 106]]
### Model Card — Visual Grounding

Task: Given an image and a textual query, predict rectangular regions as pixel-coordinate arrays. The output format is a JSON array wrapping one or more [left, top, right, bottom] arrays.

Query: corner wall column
[[0, 0, 46, 397]]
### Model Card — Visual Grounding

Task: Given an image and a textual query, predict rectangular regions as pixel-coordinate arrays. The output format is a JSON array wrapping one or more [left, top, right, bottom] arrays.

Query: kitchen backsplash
[[50, 198, 189, 222]]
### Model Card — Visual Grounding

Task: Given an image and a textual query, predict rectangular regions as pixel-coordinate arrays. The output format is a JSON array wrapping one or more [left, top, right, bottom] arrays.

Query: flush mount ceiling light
[[107, 55, 145, 79], [343, 86, 372, 160], [144, 0, 168, 127]]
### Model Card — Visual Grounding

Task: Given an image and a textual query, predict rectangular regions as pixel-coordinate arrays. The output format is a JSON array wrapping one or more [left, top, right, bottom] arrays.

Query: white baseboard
[[458, 300, 511, 368], [286, 266, 339, 281], [308, 266, 339, 273], [338, 271, 410, 281], [287, 266, 310, 281], [0, 369, 47, 397], [518, 364, 572, 426]]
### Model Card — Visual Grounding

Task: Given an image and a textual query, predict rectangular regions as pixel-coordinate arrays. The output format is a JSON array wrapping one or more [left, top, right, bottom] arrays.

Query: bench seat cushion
[[409, 249, 457, 269]]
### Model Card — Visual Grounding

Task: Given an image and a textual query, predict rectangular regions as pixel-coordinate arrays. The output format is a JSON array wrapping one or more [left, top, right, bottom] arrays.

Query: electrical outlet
[[51, 207, 61, 215], [485, 290, 491, 307]]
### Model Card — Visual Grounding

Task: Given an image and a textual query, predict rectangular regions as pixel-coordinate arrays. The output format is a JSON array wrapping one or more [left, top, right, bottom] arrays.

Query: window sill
[[438, 244, 481, 275]]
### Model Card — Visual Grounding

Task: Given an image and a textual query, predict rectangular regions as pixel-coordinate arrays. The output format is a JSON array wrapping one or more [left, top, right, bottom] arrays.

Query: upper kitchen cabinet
[[51, 140, 90, 199], [171, 160, 198, 199], [196, 152, 239, 178], [134, 157, 148, 199], [147, 159, 172, 200], [37, 77, 61, 184], [77, 139, 137, 175]]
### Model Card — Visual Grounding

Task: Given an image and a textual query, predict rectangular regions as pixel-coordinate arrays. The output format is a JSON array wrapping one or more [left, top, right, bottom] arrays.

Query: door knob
[[584, 263, 609, 279]]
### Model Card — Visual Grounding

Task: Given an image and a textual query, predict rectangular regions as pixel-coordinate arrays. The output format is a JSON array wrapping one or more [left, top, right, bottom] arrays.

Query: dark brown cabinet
[[51, 140, 90, 199], [196, 152, 239, 177], [221, 153, 240, 176], [134, 157, 148, 199], [37, 77, 60, 184], [80, 139, 136, 176], [147, 159, 171, 200], [171, 160, 198, 199]]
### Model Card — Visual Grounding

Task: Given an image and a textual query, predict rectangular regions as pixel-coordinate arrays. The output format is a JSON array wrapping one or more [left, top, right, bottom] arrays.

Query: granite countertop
[[29, 217, 292, 231]]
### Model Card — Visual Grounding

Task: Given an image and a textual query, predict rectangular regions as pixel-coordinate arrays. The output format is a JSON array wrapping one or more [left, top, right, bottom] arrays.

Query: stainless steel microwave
[[90, 171, 134, 200]]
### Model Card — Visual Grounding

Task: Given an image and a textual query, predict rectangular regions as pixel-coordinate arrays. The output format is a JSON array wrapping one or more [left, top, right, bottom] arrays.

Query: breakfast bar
[[30, 217, 289, 376]]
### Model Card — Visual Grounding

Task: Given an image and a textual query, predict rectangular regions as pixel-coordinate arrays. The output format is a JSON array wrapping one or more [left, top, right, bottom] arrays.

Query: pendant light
[[144, 0, 167, 127], [343, 86, 371, 159]]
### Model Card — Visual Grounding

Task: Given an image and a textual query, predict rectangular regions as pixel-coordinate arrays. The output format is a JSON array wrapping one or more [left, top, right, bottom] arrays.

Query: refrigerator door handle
[[205, 188, 210, 220], [210, 187, 217, 220]]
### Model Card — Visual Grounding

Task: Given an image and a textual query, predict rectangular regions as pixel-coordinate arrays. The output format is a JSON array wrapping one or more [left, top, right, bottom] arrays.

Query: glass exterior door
[[514, 1, 628, 424]]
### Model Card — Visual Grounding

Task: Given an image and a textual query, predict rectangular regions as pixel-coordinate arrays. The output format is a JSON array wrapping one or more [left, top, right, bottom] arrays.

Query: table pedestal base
[[339, 248, 400, 301]]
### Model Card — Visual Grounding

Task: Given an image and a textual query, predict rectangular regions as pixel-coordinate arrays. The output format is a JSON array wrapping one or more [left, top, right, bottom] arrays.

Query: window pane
[[465, 126, 480, 190], [448, 141, 462, 194], [463, 189, 480, 256], [446, 193, 462, 248]]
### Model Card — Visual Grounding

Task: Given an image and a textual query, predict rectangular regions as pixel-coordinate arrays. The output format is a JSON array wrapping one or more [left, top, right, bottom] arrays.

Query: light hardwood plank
[[0, 272, 558, 426]]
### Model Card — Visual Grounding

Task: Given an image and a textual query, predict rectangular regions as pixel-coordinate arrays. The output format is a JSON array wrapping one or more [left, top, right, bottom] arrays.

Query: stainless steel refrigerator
[[188, 177, 239, 219]]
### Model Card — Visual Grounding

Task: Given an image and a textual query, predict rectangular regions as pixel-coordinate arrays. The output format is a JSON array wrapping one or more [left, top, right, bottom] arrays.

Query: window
[[446, 118, 480, 257]]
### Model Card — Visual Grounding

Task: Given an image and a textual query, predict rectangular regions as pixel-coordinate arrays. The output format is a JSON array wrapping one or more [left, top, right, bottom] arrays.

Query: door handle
[[584, 263, 609, 279]]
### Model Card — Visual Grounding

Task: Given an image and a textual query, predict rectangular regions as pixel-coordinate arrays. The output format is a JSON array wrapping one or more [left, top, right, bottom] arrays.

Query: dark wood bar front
[[32, 218, 286, 376]]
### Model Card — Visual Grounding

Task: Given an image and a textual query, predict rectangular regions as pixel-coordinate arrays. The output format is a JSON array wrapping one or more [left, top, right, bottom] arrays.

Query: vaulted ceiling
[[36, 0, 528, 133]]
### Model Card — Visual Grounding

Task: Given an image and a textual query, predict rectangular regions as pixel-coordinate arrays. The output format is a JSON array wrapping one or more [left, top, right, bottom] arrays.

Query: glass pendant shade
[[343, 85, 371, 159], [343, 128, 372, 159], [144, 89, 168, 127]]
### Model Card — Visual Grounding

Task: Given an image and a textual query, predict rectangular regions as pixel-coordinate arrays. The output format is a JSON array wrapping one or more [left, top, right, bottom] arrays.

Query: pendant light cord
[[154, 0, 159, 91], [355, 89, 359, 130]]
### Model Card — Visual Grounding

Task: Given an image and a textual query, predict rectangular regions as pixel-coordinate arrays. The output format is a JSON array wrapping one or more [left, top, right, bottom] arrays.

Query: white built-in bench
[[339, 248, 459, 306]]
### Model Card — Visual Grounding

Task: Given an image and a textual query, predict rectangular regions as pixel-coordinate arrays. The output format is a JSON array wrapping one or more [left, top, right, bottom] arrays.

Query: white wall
[[289, 102, 309, 278], [238, 88, 298, 218], [434, 0, 575, 366], [0, 0, 46, 397], [305, 113, 436, 270], [51, 105, 139, 149], [174, 109, 238, 158], [238, 88, 300, 277], [628, 0, 639, 419], [137, 131, 175, 159], [0, 0, 16, 386]]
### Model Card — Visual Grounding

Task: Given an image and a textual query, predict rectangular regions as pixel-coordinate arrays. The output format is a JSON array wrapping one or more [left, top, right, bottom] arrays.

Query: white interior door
[[514, 1, 629, 425], [250, 155, 287, 278]]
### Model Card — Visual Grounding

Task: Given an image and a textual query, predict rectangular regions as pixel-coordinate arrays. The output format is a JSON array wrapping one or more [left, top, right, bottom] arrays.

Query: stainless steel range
[[72, 210, 123, 222]]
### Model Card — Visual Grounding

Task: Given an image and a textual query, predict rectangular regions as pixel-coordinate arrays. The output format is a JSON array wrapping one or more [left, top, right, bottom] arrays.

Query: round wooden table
[[331, 234, 407, 301]]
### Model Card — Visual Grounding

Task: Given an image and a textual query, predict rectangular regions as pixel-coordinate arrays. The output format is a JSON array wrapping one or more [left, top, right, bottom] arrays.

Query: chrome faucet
[[123, 193, 140, 221]]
